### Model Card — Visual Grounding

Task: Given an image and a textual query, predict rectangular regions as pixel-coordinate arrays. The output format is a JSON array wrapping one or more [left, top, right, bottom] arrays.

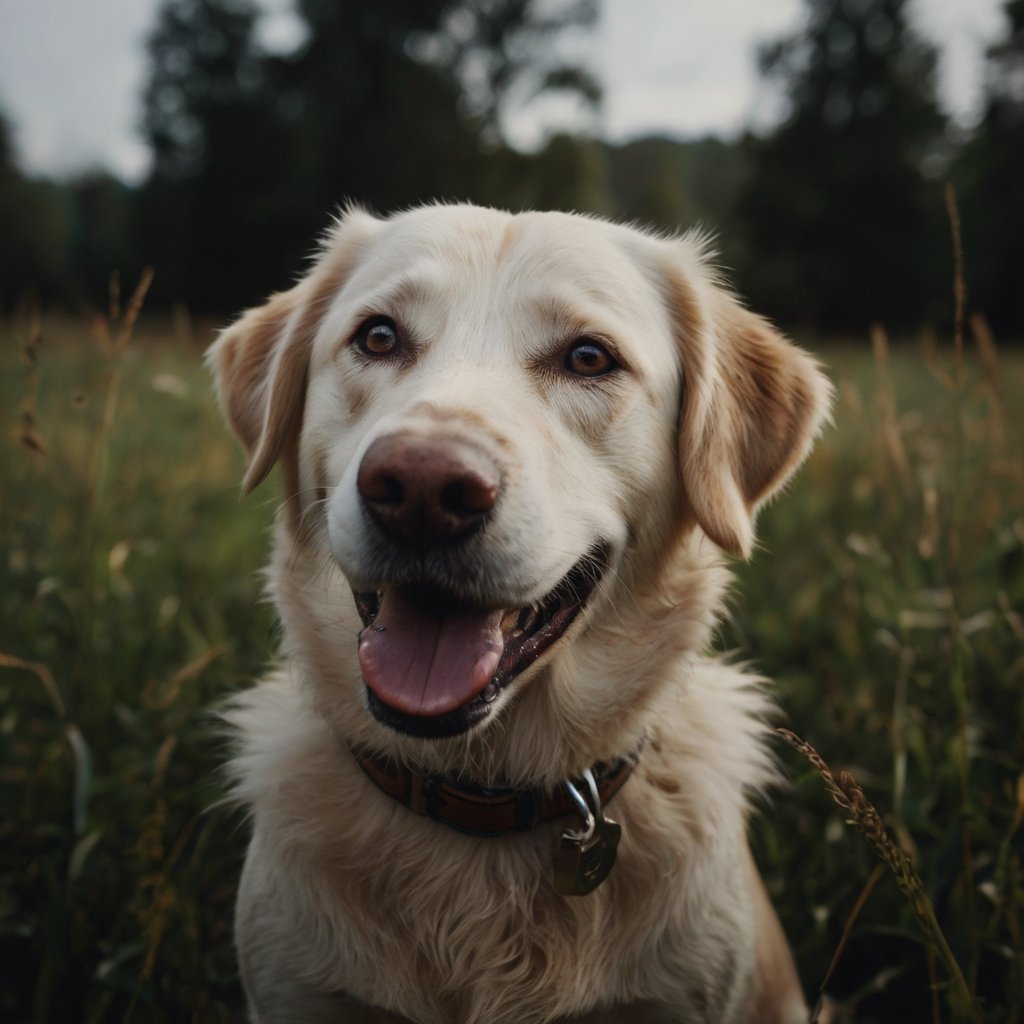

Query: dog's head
[[209, 204, 831, 764]]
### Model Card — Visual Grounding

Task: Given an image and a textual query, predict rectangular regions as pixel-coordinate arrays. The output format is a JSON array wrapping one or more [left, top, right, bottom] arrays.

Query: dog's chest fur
[[228, 653, 773, 1024]]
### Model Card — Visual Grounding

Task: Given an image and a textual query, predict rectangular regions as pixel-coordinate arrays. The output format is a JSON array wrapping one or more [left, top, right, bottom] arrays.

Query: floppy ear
[[669, 268, 833, 558], [206, 209, 378, 494]]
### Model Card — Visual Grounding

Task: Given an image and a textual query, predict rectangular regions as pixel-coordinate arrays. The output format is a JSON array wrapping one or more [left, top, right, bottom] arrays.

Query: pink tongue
[[358, 591, 506, 717]]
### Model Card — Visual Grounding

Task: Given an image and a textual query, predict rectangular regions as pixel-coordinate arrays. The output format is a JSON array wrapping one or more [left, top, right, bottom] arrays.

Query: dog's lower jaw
[[363, 681, 501, 739]]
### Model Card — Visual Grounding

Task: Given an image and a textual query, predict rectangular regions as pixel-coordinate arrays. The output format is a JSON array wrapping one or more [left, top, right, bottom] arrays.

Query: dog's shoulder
[[624, 657, 780, 835]]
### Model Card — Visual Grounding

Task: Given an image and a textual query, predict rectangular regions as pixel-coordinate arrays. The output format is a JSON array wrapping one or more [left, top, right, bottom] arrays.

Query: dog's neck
[[350, 744, 639, 838]]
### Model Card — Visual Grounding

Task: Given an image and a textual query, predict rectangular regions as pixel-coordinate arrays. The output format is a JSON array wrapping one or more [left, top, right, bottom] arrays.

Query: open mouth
[[354, 546, 608, 739]]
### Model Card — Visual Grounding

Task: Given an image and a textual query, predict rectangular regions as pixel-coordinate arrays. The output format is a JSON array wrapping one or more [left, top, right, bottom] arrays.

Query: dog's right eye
[[565, 338, 617, 378], [355, 317, 400, 357]]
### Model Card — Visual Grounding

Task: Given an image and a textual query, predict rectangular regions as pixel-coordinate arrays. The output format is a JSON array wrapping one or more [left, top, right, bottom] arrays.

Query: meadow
[[1, 290, 1021, 1022]]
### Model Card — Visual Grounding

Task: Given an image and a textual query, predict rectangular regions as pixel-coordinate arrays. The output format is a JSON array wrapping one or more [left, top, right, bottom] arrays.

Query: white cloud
[[0, 0, 155, 179], [597, 0, 804, 139]]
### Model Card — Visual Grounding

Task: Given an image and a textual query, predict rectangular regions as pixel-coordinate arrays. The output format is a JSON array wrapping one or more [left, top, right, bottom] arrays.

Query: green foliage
[[138, 0, 298, 311], [955, 1, 1024, 337], [65, 173, 138, 308], [143, 0, 264, 179], [731, 333, 1024, 1022], [0, 303, 275, 1020], [604, 135, 751, 267], [130, 0, 603, 312], [0, 114, 74, 310], [737, 0, 949, 332]]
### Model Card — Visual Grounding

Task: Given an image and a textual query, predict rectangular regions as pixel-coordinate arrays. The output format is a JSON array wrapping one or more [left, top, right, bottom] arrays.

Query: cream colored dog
[[208, 203, 831, 1024]]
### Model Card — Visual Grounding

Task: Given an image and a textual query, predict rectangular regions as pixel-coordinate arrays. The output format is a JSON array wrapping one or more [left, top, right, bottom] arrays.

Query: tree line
[[1, 0, 1021, 336]]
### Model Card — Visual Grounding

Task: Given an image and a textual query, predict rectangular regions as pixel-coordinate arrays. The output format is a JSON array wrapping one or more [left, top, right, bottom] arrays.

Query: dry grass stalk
[[778, 727, 982, 1023], [17, 311, 48, 459], [128, 735, 180, 1018], [921, 326, 956, 390], [870, 323, 910, 485], [116, 266, 155, 352], [926, 945, 941, 1024], [129, 767, 206, 1022], [141, 645, 225, 711], [810, 862, 885, 1024], [90, 266, 153, 358], [77, 269, 155, 709], [0, 651, 65, 718], [970, 312, 1005, 444]]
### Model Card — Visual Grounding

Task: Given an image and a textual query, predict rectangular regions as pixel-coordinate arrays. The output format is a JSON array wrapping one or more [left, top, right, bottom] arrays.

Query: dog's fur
[[208, 203, 832, 1024]]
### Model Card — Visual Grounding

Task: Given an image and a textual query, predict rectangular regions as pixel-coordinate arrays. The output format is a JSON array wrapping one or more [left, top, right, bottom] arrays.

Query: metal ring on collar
[[562, 778, 596, 841]]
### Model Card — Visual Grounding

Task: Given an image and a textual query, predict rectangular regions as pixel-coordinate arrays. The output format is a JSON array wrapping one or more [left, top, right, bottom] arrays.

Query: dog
[[207, 203, 832, 1024]]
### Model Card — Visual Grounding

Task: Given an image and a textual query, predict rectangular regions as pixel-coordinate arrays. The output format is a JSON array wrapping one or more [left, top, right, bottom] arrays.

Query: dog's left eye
[[355, 317, 400, 357], [565, 338, 617, 378]]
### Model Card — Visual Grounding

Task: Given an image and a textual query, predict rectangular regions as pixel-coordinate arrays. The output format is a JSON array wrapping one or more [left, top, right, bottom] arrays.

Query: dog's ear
[[667, 264, 833, 558], [206, 209, 378, 493]]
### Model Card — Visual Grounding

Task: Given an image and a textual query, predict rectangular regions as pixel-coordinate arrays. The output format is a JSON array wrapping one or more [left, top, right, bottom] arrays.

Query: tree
[[956, 0, 1024, 335], [605, 136, 750, 269], [427, 0, 601, 145], [138, 0, 295, 310], [737, 0, 947, 332], [0, 111, 73, 311], [277, 0, 601, 217], [137, 0, 602, 311], [66, 172, 138, 305]]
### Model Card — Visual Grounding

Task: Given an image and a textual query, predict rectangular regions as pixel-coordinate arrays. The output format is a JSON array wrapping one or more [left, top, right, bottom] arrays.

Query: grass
[[1, 293, 1022, 1022], [1, 300, 274, 1022], [735, 332, 1024, 1023]]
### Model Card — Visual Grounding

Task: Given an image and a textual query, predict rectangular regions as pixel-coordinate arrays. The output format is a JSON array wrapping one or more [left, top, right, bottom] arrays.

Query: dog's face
[[209, 205, 830, 757]]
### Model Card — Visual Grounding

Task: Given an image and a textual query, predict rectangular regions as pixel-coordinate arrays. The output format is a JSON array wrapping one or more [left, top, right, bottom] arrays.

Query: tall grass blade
[[778, 727, 982, 1024]]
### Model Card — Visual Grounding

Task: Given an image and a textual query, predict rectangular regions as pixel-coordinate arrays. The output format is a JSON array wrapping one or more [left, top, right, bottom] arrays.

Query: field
[[1, 299, 1022, 1023]]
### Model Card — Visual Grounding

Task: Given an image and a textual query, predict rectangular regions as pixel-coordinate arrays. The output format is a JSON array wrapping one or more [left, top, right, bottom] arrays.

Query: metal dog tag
[[554, 815, 621, 896], [553, 771, 622, 896]]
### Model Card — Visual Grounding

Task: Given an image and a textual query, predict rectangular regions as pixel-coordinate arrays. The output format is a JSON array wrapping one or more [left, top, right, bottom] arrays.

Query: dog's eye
[[565, 338, 616, 378], [355, 317, 400, 357]]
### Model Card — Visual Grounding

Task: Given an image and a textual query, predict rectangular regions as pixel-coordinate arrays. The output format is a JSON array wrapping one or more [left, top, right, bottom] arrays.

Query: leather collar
[[352, 747, 638, 838]]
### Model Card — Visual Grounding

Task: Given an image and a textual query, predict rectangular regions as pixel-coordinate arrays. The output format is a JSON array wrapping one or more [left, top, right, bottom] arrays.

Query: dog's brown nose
[[357, 434, 500, 548]]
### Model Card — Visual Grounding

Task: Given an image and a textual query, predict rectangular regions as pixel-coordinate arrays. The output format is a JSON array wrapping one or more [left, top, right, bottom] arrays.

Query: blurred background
[[2, 3, 1023, 1022], [1, 0, 1021, 334]]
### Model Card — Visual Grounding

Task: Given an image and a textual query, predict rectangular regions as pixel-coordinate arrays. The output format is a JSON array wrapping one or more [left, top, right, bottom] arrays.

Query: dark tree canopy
[[134, 0, 601, 311], [137, 0, 297, 310], [275, 0, 599, 211], [143, 0, 266, 179], [956, 0, 1024, 335], [737, 0, 948, 332], [0, 111, 74, 309]]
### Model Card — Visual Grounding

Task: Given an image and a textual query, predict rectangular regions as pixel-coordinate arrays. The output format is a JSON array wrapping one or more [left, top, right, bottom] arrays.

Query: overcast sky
[[0, 0, 1008, 183]]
